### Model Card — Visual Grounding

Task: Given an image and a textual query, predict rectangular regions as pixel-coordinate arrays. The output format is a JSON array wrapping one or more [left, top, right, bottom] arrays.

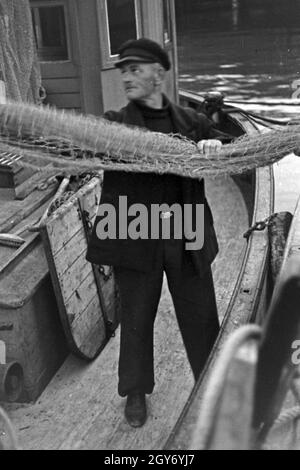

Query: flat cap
[[115, 38, 171, 71]]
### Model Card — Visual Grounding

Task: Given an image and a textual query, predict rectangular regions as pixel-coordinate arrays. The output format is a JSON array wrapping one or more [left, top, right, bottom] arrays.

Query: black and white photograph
[[0, 0, 300, 453]]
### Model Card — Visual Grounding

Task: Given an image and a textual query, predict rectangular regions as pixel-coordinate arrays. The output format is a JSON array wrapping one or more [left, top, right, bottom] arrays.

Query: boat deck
[[2, 175, 249, 450]]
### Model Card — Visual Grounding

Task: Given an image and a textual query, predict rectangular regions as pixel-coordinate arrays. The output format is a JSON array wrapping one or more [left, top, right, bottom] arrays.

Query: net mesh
[[0, 100, 299, 179], [0, 0, 41, 103]]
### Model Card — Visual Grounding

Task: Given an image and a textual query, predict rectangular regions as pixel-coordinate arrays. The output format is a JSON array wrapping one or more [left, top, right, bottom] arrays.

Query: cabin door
[[30, 0, 85, 112], [30, 0, 178, 115]]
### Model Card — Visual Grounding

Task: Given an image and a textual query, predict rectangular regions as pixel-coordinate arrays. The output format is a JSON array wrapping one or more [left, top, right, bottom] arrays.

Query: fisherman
[[86, 38, 232, 428]]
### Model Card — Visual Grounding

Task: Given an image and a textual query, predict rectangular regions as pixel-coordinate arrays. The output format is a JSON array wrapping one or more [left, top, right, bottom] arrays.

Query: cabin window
[[106, 0, 140, 56], [31, 4, 69, 61]]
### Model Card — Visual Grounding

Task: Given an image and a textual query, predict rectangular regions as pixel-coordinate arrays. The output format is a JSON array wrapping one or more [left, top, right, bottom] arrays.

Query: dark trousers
[[114, 239, 220, 397]]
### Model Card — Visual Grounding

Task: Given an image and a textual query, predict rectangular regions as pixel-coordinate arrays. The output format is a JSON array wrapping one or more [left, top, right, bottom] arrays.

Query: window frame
[[30, 0, 71, 63], [97, 0, 143, 69], [163, 0, 173, 46]]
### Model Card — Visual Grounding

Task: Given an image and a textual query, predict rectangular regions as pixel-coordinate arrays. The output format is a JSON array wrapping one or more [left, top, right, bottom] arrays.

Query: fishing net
[[0, 100, 299, 179], [0, 0, 41, 103]]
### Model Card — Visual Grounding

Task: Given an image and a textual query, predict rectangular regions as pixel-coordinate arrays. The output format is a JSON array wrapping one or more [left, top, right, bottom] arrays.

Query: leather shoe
[[125, 390, 147, 427]]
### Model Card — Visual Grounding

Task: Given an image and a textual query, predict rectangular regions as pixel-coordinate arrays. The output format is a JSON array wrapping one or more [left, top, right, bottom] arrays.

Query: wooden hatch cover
[[39, 176, 119, 360]]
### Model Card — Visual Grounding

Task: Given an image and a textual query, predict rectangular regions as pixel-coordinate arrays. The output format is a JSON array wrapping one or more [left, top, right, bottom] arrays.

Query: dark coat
[[86, 97, 230, 277]]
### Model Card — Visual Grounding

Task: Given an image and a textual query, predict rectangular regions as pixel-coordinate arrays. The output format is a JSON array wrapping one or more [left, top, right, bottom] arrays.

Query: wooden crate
[[0, 150, 38, 200], [0, 237, 68, 402]]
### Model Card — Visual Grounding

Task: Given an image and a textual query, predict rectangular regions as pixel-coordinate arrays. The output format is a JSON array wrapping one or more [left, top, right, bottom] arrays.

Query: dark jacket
[[86, 96, 230, 277]]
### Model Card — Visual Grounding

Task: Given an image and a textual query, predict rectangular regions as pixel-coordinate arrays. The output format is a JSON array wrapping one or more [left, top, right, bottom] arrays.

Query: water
[[175, 0, 300, 212], [175, 0, 300, 118]]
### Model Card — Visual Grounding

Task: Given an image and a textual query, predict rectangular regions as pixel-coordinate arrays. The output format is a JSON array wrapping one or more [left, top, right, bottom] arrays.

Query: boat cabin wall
[[30, 0, 178, 115]]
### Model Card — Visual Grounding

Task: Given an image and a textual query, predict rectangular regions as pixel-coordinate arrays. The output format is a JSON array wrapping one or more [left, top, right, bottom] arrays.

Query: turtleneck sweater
[[133, 98, 183, 210], [134, 98, 175, 135]]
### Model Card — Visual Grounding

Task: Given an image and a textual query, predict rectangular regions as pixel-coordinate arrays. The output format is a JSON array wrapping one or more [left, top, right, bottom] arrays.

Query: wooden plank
[[15, 167, 58, 200], [71, 298, 106, 354], [54, 228, 117, 328], [64, 270, 98, 315], [46, 178, 101, 255], [54, 228, 87, 278], [43, 78, 80, 94], [44, 203, 82, 255], [40, 62, 78, 79], [46, 93, 82, 109], [0, 184, 60, 233], [0, 233, 39, 277], [70, 293, 101, 331], [78, 322, 106, 358], [54, 253, 93, 302]]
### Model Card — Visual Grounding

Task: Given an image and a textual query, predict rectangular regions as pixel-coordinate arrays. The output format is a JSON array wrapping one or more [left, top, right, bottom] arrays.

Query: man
[[86, 38, 232, 428]]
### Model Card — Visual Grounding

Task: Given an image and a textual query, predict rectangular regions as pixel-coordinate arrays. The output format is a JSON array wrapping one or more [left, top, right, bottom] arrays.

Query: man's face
[[120, 62, 157, 101]]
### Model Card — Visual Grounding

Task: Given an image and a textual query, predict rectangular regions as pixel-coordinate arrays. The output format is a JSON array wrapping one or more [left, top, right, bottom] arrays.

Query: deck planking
[[2, 176, 248, 450]]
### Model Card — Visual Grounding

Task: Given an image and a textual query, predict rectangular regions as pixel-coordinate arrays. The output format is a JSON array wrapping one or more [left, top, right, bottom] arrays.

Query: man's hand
[[197, 139, 223, 154]]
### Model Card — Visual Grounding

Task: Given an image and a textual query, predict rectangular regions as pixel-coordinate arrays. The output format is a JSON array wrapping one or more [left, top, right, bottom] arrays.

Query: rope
[[0, 407, 19, 450], [190, 324, 262, 450], [0, 100, 300, 180], [224, 106, 290, 127]]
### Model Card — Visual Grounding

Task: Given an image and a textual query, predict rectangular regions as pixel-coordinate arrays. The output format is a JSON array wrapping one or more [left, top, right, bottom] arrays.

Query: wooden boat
[[0, 0, 278, 450], [181, 195, 300, 450], [0, 97, 275, 449], [163, 90, 275, 450], [0, 0, 179, 403]]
